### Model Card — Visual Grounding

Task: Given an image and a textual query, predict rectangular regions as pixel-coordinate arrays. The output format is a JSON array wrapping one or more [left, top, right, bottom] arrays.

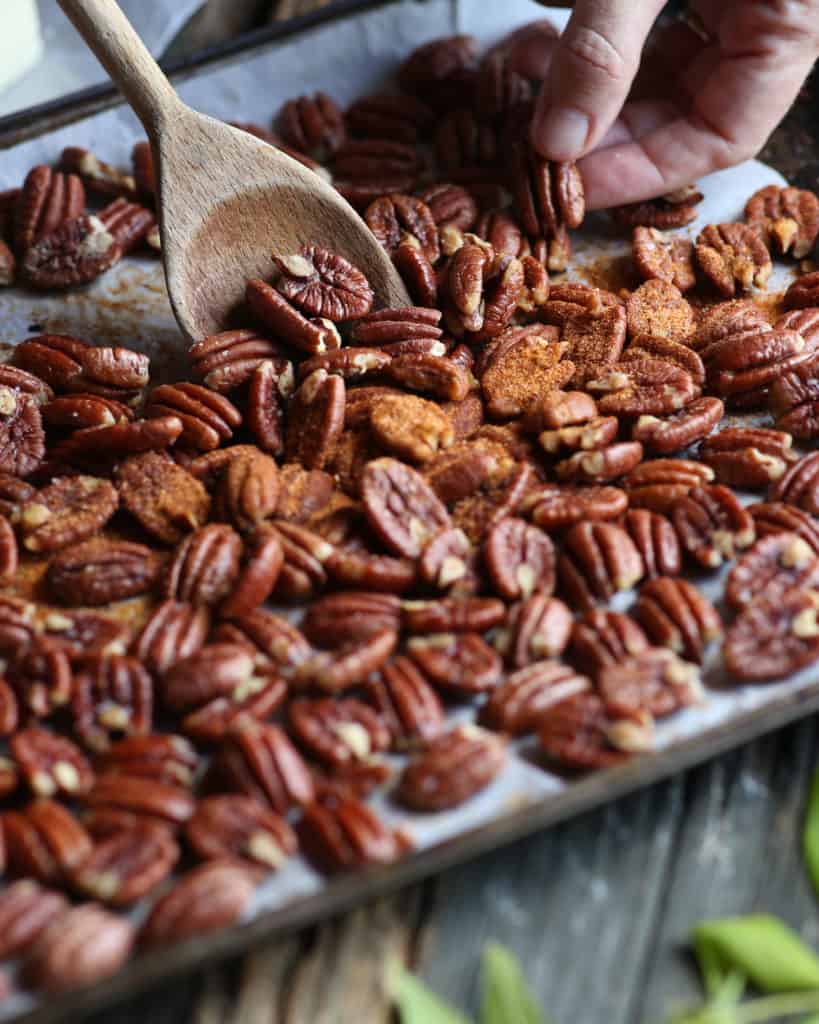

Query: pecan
[[348, 92, 432, 144], [139, 860, 257, 948], [398, 34, 478, 106], [11, 726, 93, 798], [703, 326, 807, 406], [365, 193, 439, 262], [624, 334, 705, 387], [213, 719, 315, 813], [17, 475, 117, 553], [621, 508, 681, 579], [186, 795, 297, 869], [555, 441, 644, 485], [474, 208, 527, 257], [0, 363, 54, 404], [598, 648, 703, 718], [246, 361, 287, 456], [632, 227, 696, 292], [14, 165, 85, 254], [47, 538, 161, 606], [484, 516, 555, 600], [72, 654, 153, 752], [40, 609, 128, 662], [397, 725, 506, 811], [132, 600, 209, 676], [726, 531, 819, 612], [417, 183, 478, 232], [299, 798, 409, 874], [558, 521, 644, 613], [4, 799, 92, 885], [370, 393, 454, 463], [402, 594, 505, 633], [406, 632, 502, 694], [42, 393, 132, 431], [692, 299, 770, 351], [744, 184, 819, 258], [213, 448, 279, 534], [277, 91, 345, 158], [0, 880, 67, 960], [163, 524, 241, 606], [334, 138, 422, 197], [350, 306, 443, 346], [435, 108, 499, 174], [452, 460, 535, 542], [190, 329, 289, 395], [0, 387, 44, 476], [480, 324, 571, 417], [538, 692, 651, 768], [182, 671, 287, 744], [274, 246, 373, 321], [270, 520, 333, 601], [14, 333, 86, 391], [587, 358, 695, 417], [622, 458, 715, 513], [0, 472, 35, 518], [476, 50, 531, 116], [0, 595, 37, 659], [22, 214, 122, 290], [97, 197, 155, 253], [561, 304, 628, 385], [289, 697, 390, 767], [0, 677, 19, 736], [784, 271, 819, 310], [50, 416, 184, 469], [215, 528, 282, 618], [634, 577, 722, 663], [777, 308, 819, 351], [423, 437, 512, 504], [569, 609, 650, 679], [284, 369, 345, 471], [246, 279, 341, 355], [482, 661, 591, 735], [144, 382, 241, 452], [510, 141, 585, 239], [419, 526, 475, 590], [25, 903, 134, 993], [294, 628, 397, 692], [673, 484, 756, 568], [626, 279, 694, 342], [298, 347, 391, 382], [83, 772, 195, 832], [540, 282, 621, 326], [99, 734, 198, 788], [526, 483, 627, 530], [611, 189, 701, 229], [365, 656, 445, 748], [325, 538, 415, 592], [770, 452, 819, 515], [699, 427, 797, 489], [361, 457, 451, 558], [393, 238, 438, 306], [73, 823, 179, 906], [303, 591, 401, 647], [163, 643, 266, 712], [538, 416, 618, 457], [386, 353, 472, 401], [631, 396, 724, 455], [60, 146, 136, 198], [8, 637, 72, 717], [495, 594, 573, 668], [695, 222, 772, 297], [116, 452, 209, 545], [724, 587, 819, 682], [214, 607, 312, 674]]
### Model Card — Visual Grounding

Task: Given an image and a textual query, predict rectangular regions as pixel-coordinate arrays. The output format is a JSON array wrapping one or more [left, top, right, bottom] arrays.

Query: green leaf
[[693, 916, 819, 994], [804, 766, 819, 900], [479, 943, 549, 1024], [387, 957, 474, 1024]]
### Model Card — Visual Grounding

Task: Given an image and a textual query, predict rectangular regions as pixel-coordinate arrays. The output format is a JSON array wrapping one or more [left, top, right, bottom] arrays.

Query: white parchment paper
[[0, 3, 806, 1017]]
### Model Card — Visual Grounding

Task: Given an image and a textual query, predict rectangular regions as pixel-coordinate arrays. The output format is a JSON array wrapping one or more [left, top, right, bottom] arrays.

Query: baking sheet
[[0, 2, 812, 1020]]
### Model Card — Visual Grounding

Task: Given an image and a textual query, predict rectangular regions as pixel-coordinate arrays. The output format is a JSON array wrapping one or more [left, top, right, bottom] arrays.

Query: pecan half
[[213, 448, 279, 534], [484, 517, 555, 600], [769, 451, 819, 515], [495, 594, 573, 667], [289, 697, 390, 767], [186, 795, 297, 869], [724, 587, 819, 682], [526, 483, 627, 530], [17, 475, 118, 553], [132, 600, 209, 676], [190, 329, 288, 394], [99, 734, 198, 788], [699, 427, 797, 489], [246, 279, 341, 355], [672, 484, 755, 568], [285, 369, 345, 471], [213, 719, 315, 813], [0, 880, 67, 960], [569, 609, 650, 679], [397, 725, 506, 810], [366, 193, 439, 262], [83, 772, 195, 832], [632, 227, 696, 292], [622, 508, 681, 579], [73, 824, 179, 905], [15, 165, 85, 254], [4, 799, 92, 885], [11, 726, 93, 798], [365, 656, 445, 749], [406, 632, 502, 694], [72, 654, 153, 752], [370, 393, 454, 463], [631, 396, 724, 455], [587, 358, 695, 417], [362, 457, 451, 558], [116, 452, 209, 545], [299, 798, 409, 874], [598, 648, 703, 718], [22, 214, 122, 290], [695, 222, 772, 297], [48, 538, 161, 606], [784, 271, 819, 310], [744, 184, 819, 258], [277, 91, 345, 158], [144, 382, 241, 452], [634, 577, 722, 663], [622, 458, 714, 513], [481, 661, 591, 735], [480, 324, 571, 417], [725, 532, 819, 611], [554, 441, 644, 485], [558, 521, 644, 612], [538, 692, 654, 769], [274, 246, 373, 321], [626, 279, 694, 341]]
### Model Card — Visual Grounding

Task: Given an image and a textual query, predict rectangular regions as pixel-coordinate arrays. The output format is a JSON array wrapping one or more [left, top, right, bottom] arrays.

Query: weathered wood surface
[[79, 11, 819, 1024]]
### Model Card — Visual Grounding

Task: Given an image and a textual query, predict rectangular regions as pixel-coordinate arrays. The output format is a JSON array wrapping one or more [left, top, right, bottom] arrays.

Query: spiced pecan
[[598, 647, 703, 718], [161, 524, 240, 607], [479, 324, 571, 417], [692, 299, 770, 351], [558, 521, 644, 613], [622, 458, 715, 513], [42, 393, 132, 431], [538, 692, 653, 769], [626, 279, 694, 342], [620, 508, 681, 579], [298, 347, 391, 383], [72, 822, 178, 907], [624, 334, 705, 387], [246, 279, 341, 355], [703, 325, 807, 407], [744, 184, 819, 258], [97, 197, 155, 253], [699, 427, 797, 489], [284, 369, 345, 471], [274, 246, 373, 321], [14, 165, 85, 254], [632, 227, 696, 292], [397, 725, 506, 810], [724, 587, 819, 682], [452, 460, 535, 543], [83, 772, 195, 832], [186, 795, 297, 869], [71, 654, 153, 752], [132, 600, 209, 676], [386, 353, 472, 401], [289, 697, 390, 767], [116, 452, 209, 545], [17, 475, 117, 553], [418, 183, 478, 232], [0, 880, 67, 960], [770, 452, 819, 514], [495, 594, 573, 668], [365, 656, 445, 748], [423, 437, 512, 504], [0, 387, 44, 476], [538, 415, 618, 457], [555, 441, 644, 485], [481, 660, 591, 735], [725, 532, 819, 611], [11, 726, 93, 798], [695, 222, 772, 297], [393, 238, 438, 306], [526, 483, 627, 530], [631, 396, 724, 455], [210, 448, 279, 535], [587, 358, 695, 417], [162, 643, 265, 712], [361, 457, 451, 558], [47, 538, 160, 606], [510, 140, 585, 240], [484, 516, 555, 600], [144, 382, 241, 452], [561, 303, 628, 385], [214, 607, 312, 674], [569, 609, 650, 679], [369, 393, 454, 464], [212, 719, 314, 813], [611, 188, 701, 229], [299, 798, 409, 874], [4, 799, 92, 885], [398, 33, 478, 106], [443, 238, 524, 339], [784, 271, 819, 310]]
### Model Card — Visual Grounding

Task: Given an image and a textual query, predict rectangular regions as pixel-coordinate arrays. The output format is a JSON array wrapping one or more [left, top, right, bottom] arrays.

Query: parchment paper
[[0, 3, 804, 1017]]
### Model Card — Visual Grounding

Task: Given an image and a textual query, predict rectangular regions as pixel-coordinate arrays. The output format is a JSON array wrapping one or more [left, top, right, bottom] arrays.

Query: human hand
[[530, 1, 819, 210]]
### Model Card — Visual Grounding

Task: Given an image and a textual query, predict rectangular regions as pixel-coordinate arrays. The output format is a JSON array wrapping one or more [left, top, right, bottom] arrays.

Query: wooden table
[[83, 11, 819, 1024]]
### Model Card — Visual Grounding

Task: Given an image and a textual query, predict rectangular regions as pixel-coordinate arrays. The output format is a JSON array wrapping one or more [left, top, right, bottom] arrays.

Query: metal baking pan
[[0, 1, 814, 1020]]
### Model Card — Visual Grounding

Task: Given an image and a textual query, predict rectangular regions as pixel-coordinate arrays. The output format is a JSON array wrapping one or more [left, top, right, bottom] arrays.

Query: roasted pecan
[[481, 660, 591, 735], [269, 520, 333, 601], [397, 725, 506, 810], [423, 437, 512, 504], [770, 452, 819, 515], [452, 459, 535, 543], [435, 108, 499, 174], [569, 609, 650, 679], [4, 799, 92, 885], [692, 299, 770, 351], [47, 538, 161, 606], [621, 508, 681, 579], [132, 600, 209, 675], [289, 697, 390, 767], [299, 798, 409, 874], [0, 595, 37, 659], [402, 594, 505, 633], [59, 146, 136, 198], [611, 187, 702, 229], [246, 279, 341, 355], [555, 441, 644, 485], [186, 795, 297, 869], [386, 353, 472, 402], [139, 860, 257, 948], [0, 880, 67, 960], [631, 396, 724, 455], [538, 416, 618, 457], [398, 33, 478, 106], [182, 669, 287, 744], [276, 91, 345, 158], [483, 516, 555, 600], [49, 416, 184, 469], [405, 631, 500, 695], [632, 227, 696, 292], [699, 427, 797, 489], [744, 184, 819, 258], [133, 139, 156, 194], [0, 387, 44, 476], [703, 325, 808, 407], [784, 271, 819, 310], [695, 222, 772, 297], [246, 360, 289, 457], [587, 358, 695, 417], [302, 591, 400, 649], [673, 484, 755, 568], [97, 197, 155, 253], [162, 643, 265, 713], [25, 903, 134, 993], [365, 193, 439, 262], [162, 524, 241, 607], [622, 458, 714, 513], [72, 654, 153, 752], [349, 92, 433, 144], [626, 279, 694, 342], [116, 452, 209, 545], [369, 393, 454, 464], [14, 165, 85, 254], [724, 587, 819, 682], [479, 324, 571, 417], [298, 347, 391, 383], [99, 733, 198, 788], [539, 692, 652, 769], [274, 246, 373, 321], [634, 577, 722, 663], [212, 719, 314, 813], [294, 628, 397, 692], [725, 532, 819, 611], [0, 677, 19, 736], [190, 329, 289, 395], [558, 521, 644, 612], [17, 475, 117, 553], [212, 448, 279, 534], [624, 333, 705, 386], [40, 609, 128, 662], [361, 457, 451, 558], [73, 822, 178, 907], [598, 647, 703, 718], [526, 482, 627, 530], [144, 382, 241, 452], [495, 594, 573, 667], [11, 726, 93, 798], [419, 526, 475, 590], [284, 369, 345, 471], [561, 304, 628, 385], [365, 656, 445, 749], [22, 214, 122, 290], [418, 183, 478, 232], [42, 393, 132, 431], [83, 772, 195, 832], [214, 607, 312, 674], [510, 140, 584, 240], [7, 636, 71, 717]]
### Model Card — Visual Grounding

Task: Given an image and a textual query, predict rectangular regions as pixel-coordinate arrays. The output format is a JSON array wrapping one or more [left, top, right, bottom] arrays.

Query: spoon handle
[[57, 0, 181, 135]]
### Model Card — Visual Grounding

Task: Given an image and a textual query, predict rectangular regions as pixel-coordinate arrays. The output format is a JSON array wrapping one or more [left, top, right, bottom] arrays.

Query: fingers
[[530, 0, 666, 161]]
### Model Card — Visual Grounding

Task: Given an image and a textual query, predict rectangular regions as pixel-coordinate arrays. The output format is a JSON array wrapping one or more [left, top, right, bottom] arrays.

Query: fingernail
[[534, 106, 590, 160]]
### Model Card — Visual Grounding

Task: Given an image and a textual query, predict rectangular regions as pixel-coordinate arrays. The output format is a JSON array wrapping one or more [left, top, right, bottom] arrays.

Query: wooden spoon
[[57, 0, 410, 343]]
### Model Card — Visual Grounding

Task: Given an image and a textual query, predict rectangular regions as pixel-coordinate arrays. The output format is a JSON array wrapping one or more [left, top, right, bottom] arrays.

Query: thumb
[[531, 0, 666, 161]]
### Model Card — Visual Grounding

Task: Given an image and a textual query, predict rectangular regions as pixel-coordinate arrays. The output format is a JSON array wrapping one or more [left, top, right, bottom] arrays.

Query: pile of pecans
[[1, 20, 819, 1000]]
